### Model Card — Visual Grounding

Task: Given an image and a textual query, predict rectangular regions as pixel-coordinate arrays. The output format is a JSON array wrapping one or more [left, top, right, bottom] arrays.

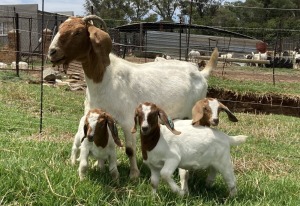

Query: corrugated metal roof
[[114, 22, 257, 40]]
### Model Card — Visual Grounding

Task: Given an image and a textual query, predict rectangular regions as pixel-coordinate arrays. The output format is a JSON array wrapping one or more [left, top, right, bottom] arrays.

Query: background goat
[[131, 102, 247, 197], [251, 52, 268, 67], [292, 51, 300, 69], [71, 109, 122, 181], [188, 49, 201, 62], [48, 15, 219, 178], [220, 53, 233, 66], [0, 62, 8, 69], [11, 61, 29, 70]]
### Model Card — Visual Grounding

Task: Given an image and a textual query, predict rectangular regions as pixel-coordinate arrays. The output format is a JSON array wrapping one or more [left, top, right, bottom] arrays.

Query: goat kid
[[252, 52, 268, 67], [131, 102, 247, 197], [71, 109, 123, 181], [192, 98, 238, 127], [48, 15, 219, 179], [220, 53, 233, 66]]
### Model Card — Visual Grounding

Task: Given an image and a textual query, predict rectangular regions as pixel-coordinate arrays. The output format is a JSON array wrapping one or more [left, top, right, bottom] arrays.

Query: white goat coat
[[85, 54, 209, 126], [144, 121, 243, 170], [71, 116, 119, 180], [143, 119, 246, 196]]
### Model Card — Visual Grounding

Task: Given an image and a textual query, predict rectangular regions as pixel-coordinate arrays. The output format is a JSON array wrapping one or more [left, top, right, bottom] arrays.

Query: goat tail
[[200, 47, 219, 78], [228, 135, 248, 146]]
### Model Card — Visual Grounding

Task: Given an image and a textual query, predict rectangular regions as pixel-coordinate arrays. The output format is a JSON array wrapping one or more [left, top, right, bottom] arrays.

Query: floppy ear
[[88, 25, 112, 68], [131, 108, 139, 134], [105, 113, 123, 147], [158, 107, 181, 135], [192, 102, 204, 126], [219, 102, 238, 122], [81, 123, 88, 143]]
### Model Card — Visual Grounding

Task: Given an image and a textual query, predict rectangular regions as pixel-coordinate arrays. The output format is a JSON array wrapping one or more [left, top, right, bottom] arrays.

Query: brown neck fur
[[93, 122, 109, 148], [140, 125, 161, 160], [82, 49, 109, 83], [200, 118, 211, 127]]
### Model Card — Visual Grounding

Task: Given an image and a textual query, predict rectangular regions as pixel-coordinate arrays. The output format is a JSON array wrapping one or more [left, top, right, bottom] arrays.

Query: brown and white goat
[[71, 109, 123, 181], [131, 102, 247, 197], [48, 15, 219, 179], [191, 98, 238, 127]]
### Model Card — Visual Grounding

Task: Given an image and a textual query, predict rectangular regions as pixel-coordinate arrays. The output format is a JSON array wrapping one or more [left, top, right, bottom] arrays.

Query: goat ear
[[192, 102, 204, 125], [158, 108, 181, 135], [88, 25, 112, 66], [105, 113, 123, 147], [219, 102, 238, 122], [83, 123, 88, 136], [81, 123, 88, 143], [131, 109, 138, 134]]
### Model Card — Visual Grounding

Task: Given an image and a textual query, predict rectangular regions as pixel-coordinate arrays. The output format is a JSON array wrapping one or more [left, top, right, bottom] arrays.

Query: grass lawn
[[0, 70, 299, 205]]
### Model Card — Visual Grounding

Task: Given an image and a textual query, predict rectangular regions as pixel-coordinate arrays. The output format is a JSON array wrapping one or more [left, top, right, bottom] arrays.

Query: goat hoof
[[229, 187, 237, 197], [129, 168, 140, 179], [178, 190, 186, 196], [79, 175, 85, 181]]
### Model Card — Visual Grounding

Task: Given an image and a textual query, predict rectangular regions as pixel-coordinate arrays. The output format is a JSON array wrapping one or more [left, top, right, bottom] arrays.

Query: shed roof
[[114, 22, 257, 40]]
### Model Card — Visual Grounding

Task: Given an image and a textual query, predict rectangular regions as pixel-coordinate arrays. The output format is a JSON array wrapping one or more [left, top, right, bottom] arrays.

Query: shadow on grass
[[80, 158, 256, 204]]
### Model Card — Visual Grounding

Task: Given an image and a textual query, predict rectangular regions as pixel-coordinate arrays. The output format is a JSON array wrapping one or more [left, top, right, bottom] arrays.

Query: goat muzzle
[[81, 135, 94, 143]]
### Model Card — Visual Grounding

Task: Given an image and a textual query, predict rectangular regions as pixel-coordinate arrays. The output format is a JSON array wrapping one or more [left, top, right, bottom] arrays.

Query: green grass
[[0, 70, 299, 205], [208, 76, 300, 97]]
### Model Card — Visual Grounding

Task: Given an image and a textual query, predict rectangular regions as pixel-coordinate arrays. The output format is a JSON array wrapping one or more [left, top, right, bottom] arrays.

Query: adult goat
[[48, 15, 219, 179]]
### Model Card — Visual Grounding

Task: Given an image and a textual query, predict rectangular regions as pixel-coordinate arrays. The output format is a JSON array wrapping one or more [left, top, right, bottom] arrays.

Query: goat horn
[[82, 15, 108, 32]]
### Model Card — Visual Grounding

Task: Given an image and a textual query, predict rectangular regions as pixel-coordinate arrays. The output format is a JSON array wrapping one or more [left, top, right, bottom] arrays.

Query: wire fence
[[0, 6, 299, 136]]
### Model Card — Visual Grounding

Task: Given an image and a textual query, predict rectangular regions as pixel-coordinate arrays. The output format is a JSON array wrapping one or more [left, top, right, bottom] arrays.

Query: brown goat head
[[82, 109, 122, 148], [192, 98, 238, 127], [48, 16, 112, 83], [131, 102, 181, 136]]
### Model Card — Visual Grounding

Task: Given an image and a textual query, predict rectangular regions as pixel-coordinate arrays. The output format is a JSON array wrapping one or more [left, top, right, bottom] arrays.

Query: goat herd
[[188, 48, 300, 69], [46, 15, 251, 198]]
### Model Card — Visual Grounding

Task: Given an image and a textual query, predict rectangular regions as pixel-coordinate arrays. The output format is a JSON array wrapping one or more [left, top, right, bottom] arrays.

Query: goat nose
[[87, 135, 94, 142], [141, 126, 148, 132], [49, 48, 56, 56], [212, 119, 219, 125]]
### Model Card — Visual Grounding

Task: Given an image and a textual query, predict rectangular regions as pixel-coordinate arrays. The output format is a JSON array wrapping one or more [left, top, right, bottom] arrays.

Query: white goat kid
[[188, 49, 201, 62], [251, 52, 267, 67], [131, 102, 247, 197], [48, 15, 219, 179], [220, 53, 233, 66], [71, 109, 123, 181]]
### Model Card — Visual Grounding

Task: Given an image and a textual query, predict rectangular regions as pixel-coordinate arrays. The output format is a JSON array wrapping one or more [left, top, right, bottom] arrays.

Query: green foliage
[[82, 0, 300, 45]]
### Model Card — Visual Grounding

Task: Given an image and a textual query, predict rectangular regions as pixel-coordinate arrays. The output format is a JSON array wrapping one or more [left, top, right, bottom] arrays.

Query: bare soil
[[208, 64, 300, 117]]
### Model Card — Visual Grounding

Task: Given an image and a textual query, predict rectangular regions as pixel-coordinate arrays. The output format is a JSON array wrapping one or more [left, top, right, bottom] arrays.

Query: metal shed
[[114, 22, 265, 59]]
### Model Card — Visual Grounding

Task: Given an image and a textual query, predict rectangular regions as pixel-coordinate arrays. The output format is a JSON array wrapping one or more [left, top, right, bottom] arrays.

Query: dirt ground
[[212, 64, 300, 83], [208, 64, 300, 117]]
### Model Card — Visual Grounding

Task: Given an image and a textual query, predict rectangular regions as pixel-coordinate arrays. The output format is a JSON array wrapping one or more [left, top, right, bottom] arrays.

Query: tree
[[129, 0, 152, 22], [149, 0, 181, 22], [84, 0, 130, 27]]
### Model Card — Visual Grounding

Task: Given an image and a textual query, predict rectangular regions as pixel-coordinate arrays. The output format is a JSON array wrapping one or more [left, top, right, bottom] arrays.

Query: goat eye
[[74, 31, 80, 36]]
